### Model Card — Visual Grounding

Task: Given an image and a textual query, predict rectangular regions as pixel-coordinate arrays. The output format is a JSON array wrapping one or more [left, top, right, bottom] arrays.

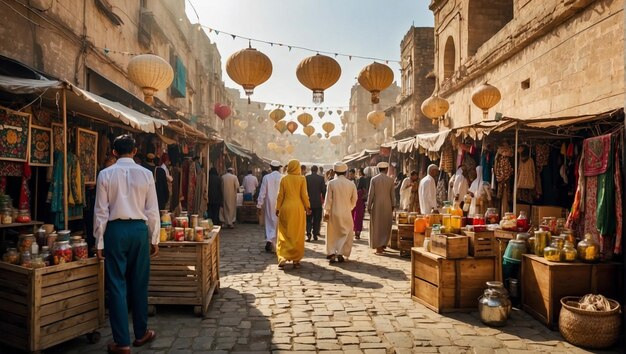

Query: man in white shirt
[[257, 160, 282, 252], [419, 164, 440, 214], [222, 167, 240, 228], [94, 135, 159, 353], [242, 170, 259, 196]]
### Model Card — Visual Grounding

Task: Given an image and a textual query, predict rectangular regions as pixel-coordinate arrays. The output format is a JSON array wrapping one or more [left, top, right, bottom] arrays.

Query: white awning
[[415, 130, 450, 152]]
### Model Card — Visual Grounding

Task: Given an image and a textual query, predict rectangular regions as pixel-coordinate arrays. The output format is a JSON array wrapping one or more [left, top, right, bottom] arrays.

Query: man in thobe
[[367, 162, 395, 254], [324, 162, 357, 263], [305, 165, 326, 241], [257, 161, 282, 252], [419, 164, 440, 214], [94, 135, 159, 353], [222, 167, 240, 229], [242, 170, 259, 199]]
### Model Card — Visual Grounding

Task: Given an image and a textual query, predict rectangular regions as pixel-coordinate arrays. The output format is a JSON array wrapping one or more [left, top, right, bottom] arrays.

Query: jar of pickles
[[173, 227, 185, 241], [551, 235, 565, 250], [175, 217, 189, 228], [561, 241, 578, 262], [32, 256, 46, 269], [15, 209, 31, 223], [577, 233, 600, 263], [53, 241, 73, 265], [72, 240, 88, 261], [516, 211, 529, 232], [195, 227, 204, 242], [451, 215, 462, 231], [1, 208, 12, 224], [160, 228, 168, 242], [534, 230, 550, 256], [18, 234, 35, 253], [20, 250, 32, 268], [428, 209, 442, 226], [485, 208, 499, 224], [191, 214, 199, 228], [543, 241, 561, 262], [560, 230, 576, 246], [541, 217, 557, 235], [2, 247, 18, 264]]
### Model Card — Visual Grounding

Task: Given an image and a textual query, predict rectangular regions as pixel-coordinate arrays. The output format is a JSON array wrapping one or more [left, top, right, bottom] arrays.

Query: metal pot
[[479, 289, 510, 327]]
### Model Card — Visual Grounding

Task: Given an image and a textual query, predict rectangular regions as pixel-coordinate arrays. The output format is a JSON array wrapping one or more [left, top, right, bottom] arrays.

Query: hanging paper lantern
[[367, 110, 385, 128], [226, 47, 272, 102], [269, 108, 286, 123], [322, 122, 335, 138], [286, 121, 298, 134], [303, 125, 315, 137], [336, 110, 342, 115], [297, 113, 313, 127], [421, 95, 450, 120], [285, 145, 295, 154], [296, 54, 341, 104], [318, 111, 325, 119], [330, 136, 342, 145], [472, 83, 501, 119], [214, 103, 232, 120], [238, 120, 249, 129], [127, 54, 174, 104], [274, 120, 287, 134], [357, 62, 394, 104]]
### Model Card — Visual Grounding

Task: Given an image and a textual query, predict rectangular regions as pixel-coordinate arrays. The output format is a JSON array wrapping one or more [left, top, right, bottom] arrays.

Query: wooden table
[[521, 254, 623, 329], [148, 226, 220, 317]]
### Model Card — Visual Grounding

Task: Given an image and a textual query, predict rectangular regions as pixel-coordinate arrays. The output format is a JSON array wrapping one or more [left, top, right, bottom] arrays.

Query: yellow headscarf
[[286, 159, 301, 175]]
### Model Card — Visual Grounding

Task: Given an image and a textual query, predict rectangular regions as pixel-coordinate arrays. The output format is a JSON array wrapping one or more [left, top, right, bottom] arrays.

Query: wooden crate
[[397, 224, 414, 257], [237, 206, 258, 223], [149, 227, 220, 317], [389, 228, 399, 250], [413, 232, 425, 248], [0, 258, 105, 353], [430, 234, 468, 259], [463, 230, 495, 257], [521, 254, 623, 329], [411, 247, 495, 313]]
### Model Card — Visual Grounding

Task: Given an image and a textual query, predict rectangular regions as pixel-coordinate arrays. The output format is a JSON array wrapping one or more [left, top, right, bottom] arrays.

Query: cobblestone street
[[36, 222, 616, 354]]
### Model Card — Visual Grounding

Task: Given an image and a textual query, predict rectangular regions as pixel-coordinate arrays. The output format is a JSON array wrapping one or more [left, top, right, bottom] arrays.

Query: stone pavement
[[17, 222, 619, 354]]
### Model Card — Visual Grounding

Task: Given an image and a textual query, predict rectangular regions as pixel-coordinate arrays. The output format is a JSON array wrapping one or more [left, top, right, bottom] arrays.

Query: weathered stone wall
[[430, 0, 623, 127]]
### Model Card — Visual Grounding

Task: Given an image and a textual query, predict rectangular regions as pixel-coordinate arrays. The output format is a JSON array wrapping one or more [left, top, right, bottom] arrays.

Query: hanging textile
[[0, 161, 23, 177], [47, 150, 85, 229], [583, 134, 611, 176], [170, 166, 182, 215], [495, 144, 514, 216], [613, 146, 622, 255], [595, 136, 614, 237], [480, 150, 494, 184], [18, 162, 31, 210], [180, 158, 191, 210]]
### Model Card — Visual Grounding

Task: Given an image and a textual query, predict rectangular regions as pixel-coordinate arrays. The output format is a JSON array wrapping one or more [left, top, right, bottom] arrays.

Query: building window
[[443, 36, 455, 79], [467, 0, 514, 56]]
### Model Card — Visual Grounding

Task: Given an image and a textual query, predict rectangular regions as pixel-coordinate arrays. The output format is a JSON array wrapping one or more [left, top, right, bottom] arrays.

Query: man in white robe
[[221, 167, 240, 229], [419, 164, 439, 214], [324, 162, 357, 263], [257, 161, 282, 252]]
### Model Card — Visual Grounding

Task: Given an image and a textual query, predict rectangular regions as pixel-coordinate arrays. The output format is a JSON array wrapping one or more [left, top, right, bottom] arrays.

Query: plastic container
[[503, 235, 527, 261]]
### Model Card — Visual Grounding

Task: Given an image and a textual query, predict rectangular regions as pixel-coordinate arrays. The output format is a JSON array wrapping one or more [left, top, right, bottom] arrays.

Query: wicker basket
[[559, 296, 622, 349]]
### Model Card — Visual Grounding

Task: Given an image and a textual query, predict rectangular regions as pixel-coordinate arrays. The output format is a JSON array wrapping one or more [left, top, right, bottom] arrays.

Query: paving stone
[[316, 327, 337, 339]]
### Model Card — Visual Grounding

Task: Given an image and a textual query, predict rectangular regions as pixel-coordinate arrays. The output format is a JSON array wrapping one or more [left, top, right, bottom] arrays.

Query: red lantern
[[214, 104, 232, 120]]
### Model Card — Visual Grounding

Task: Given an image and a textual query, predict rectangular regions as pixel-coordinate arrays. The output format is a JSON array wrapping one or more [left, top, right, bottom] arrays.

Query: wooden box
[[430, 234, 468, 259], [521, 254, 623, 329], [149, 227, 220, 317], [411, 247, 496, 313], [413, 232, 425, 248], [0, 258, 105, 353], [237, 205, 258, 223], [463, 230, 495, 257], [397, 224, 414, 257], [389, 228, 399, 250]]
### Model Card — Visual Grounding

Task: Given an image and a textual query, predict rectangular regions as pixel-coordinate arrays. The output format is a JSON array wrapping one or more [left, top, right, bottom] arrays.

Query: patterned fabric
[[583, 134, 611, 176], [583, 175, 600, 252], [535, 144, 550, 169], [0, 161, 23, 177], [613, 148, 622, 255], [596, 136, 614, 237]]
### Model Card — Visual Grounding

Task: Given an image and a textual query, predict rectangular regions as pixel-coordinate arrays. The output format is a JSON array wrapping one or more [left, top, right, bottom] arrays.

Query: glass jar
[[53, 241, 72, 264], [516, 211, 529, 232], [195, 227, 204, 242], [2, 247, 19, 264], [541, 217, 557, 235], [561, 241, 578, 262], [56, 230, 71, 242], [556, 218, 566, 234], [160, 228, 168, 242], [442, 201, 452, 215], [175, 217, 189, 228], [32, 256, 45, 269], [40, 246, 51, 266], [408, 212, 418, 224], [534, 231, 550, 256], [20, 250, 32, 268], [450, 202, 464, 217], [485, 208, 500, 224], [577, 233, 600, 263], [1, 208, 12, 224], [414, 215, 428, 233], [441, 214, 452, 232], [15, 209, 31, 223], [500, 212, 517, 231], [70, 236, 82, 245], [473, 214, 486, 231], [551, 235, 565, 250], [190, 214, 199, 228], [173, 227, 185, 241], [36, 227, 47, 249], [451, 216, 462, 231], [46, 233, 57, 249], [560, 230, 576, 246], [18, 234, 35, 253], [527, 235, 535, 253], [72, 240, 88, 261], [423, 237, 431, 252], [428, 209, 442, 226], [544, 241, 561, 262]]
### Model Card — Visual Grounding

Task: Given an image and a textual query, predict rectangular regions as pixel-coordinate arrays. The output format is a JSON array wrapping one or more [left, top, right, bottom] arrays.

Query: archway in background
[[443, 36, 456, 80]]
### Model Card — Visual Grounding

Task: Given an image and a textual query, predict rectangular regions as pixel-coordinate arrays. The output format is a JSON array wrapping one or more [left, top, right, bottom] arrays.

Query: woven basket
[[559, 296, 622, 349]]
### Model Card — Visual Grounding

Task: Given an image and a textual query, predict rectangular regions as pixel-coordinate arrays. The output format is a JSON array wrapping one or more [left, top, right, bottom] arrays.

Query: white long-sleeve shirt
[[242, 174, 259, 194], [418, 174, 437, 214], [256, 171, 282, 242], [93, 157, 160, 250]]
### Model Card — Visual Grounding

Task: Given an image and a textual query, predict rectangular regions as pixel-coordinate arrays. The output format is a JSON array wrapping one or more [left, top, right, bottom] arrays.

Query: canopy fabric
[[414, 130, 450, 152], [224, 141, 253, 160], [343, 148, 379, 164], [0, 75, 63, 93], [397, 137, 417, 153], [166, 119, 210, 142]]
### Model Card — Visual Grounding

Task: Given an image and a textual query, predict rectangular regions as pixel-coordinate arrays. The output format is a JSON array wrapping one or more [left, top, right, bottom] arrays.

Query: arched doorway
[[443, 36, 456, 80]]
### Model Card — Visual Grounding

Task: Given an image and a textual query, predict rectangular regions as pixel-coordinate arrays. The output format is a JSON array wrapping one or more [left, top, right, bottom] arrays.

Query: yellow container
[[159, 228, 168, 242], [442, 214, 452, 231]]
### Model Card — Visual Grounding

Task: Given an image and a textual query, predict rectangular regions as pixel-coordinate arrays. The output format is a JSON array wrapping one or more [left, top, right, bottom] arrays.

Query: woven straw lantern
[[127, 54, 174, 104], [322, 122, 335, 138], [226, 47, 273, 103], [286, 121, 298, 134], [367, 110, 385, 128], [303, 125, 315, 137], [274, 120, 287, 134], [297, 113, 313, 127], [269, 108, 286, 123], [358, 62, 394, 104], [421, 95, 450, 120], [472, 83, 501, 120], [296, 54, 341, 104]]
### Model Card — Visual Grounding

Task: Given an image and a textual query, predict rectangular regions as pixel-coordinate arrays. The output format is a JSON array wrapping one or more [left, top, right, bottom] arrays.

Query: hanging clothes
[[47, 151, 85, 229], [19, 162, 31, 210], [480, 150, 494, 184], [613, 146, 622, 255]]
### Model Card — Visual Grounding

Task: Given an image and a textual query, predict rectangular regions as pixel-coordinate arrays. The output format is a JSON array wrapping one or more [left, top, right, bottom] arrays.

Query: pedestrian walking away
[[305, 164, 326, 241], [352, 167, 371, 240], [367, 162, 395, 254], [275, 159, 311, 269], [222, 167, 240, 228], [207, 167, 223, 226], [242, 170, 259, 198], [93, 135, 159, 354], [324, 162, 357, 263], [257, 160, 283, 252]]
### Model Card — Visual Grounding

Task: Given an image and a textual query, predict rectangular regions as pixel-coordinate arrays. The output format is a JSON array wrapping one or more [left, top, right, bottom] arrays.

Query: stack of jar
[[166, 211, 214, 242], [0, 194, 13, 224], [0, 229, 92, 268]]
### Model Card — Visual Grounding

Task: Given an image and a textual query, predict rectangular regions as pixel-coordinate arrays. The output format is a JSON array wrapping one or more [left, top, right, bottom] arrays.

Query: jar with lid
[[442, 201, 452, 215], [451, 216, 462, 231], [561, 241, 578, 262], [516, 211, 529, 232], [577, 233, 600, 263], [53, 241, 72, 264], [428, 209, 442, 226], [541, 217, 557, 234], [560, 230, 576, 246], [57, 230, 71, 242], [503, 235, 527, 262], [450, 201, 463, 217], [159, 228, 168, 242], [20, 250, 32, 268], [1, 208, 12, 224], [32, 256, 45, 269], [18, 234, 35, 253], [190, 214, 199, 228], [173, 227, 185, 241], [441, 214, 452, 232], [413, 215, 428, 234], [194, 227, 204, 242], [175, 216, 189, 228], [46, 233, 57, 249], [556, 218, 566, 234], [70, 235, 82, 245], [485, 208, 500, 224], [534, 230, 550, 256], [16, 209, 31, 223], [551, 235, 565, 250], [500, 212, 517, 231], [36, 227, 47, 248], [72, 240, 88, 261], [2, 247, 18, 264], [478, 281, 512, 326], [408, 212, 418, 224], [473, 214, 486, 232], [543, 241, 561, 262], [40, 246, 51, 266]]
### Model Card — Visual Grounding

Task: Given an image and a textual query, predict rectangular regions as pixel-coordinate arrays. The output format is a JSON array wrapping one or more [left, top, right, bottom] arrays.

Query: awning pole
[[62, 89, 69, 230], [512, 124, 519, 215]]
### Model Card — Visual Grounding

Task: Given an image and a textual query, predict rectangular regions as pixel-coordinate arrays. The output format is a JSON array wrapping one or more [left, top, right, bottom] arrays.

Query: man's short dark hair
[[349, 168, 355, 174], [271, 166, 281, 171], [310, 165, 318, 173], [336, 171, 346, 176], [247, 170, 253, 175], [113, 134, 136, 155], [410, 170, 418, 176]]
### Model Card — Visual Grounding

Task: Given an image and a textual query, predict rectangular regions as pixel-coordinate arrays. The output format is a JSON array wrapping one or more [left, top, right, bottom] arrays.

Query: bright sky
[[186, 0, 434, 116]]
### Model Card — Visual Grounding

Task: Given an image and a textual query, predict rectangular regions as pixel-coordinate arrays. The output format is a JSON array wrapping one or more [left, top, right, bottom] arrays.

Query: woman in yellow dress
[[276, 159, 311, 269]]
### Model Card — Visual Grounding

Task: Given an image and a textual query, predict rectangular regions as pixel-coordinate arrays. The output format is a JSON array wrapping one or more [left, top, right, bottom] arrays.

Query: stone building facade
[[397, 26, 437, 136], [430, 0, 624, 127], [0, 0, 231, 134]]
